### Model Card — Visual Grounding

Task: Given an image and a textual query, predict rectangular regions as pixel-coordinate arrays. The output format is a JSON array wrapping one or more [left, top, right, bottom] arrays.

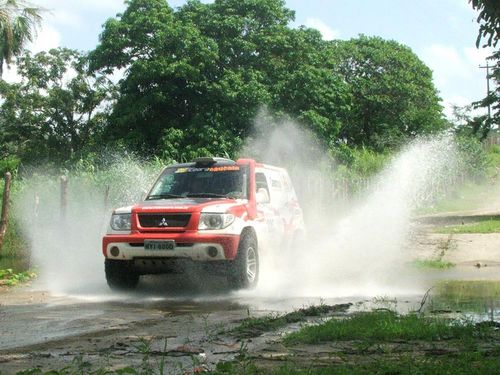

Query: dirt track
[[1, 214, 499, 374]]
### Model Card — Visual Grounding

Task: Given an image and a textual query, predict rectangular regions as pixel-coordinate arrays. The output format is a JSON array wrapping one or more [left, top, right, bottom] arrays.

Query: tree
[[0, 48, 115, 164], [0, 0, 43, 76], [331, 36, 446, 150], [469, 0, 499, 137], [89, 0, 445, 159], [470, 0, 500, 48], [89, 0, 351, 158]]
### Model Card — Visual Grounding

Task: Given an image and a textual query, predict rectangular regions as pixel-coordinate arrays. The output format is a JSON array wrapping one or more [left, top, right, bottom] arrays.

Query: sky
[[10, 0, 495, 119]]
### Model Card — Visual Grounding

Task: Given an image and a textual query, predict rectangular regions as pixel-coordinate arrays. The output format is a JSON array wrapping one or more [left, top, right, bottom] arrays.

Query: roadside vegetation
[[426, 144, 500, 215], [230, 303, 352, 338], [413, 259, 455, 269], [435, 216, 500, 234], [283, 310, 481, 344], [12, 308, 500, 374]]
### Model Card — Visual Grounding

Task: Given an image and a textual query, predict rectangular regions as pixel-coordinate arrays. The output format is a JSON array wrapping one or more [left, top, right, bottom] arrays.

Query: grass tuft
[[283, 310, 481, 345], [413, 259, 455, 269], [232, 303, 352, 338], [435, 217, 500, 234]]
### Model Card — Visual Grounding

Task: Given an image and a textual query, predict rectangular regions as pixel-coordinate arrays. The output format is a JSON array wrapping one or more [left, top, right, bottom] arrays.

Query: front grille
[[138, 213, 191, 228]]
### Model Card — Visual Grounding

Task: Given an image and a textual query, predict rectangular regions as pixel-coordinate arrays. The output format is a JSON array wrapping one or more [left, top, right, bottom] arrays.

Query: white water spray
[[13, 157, 161, 294], [13, 119, 459, 299], [243, 114, 458, 298]]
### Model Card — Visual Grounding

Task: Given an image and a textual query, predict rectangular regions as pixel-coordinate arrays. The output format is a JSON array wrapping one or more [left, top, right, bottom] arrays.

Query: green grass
[[215, 355, 500, 375], [424, 181, 500, 214], [213, 352, 500, 374], [231, 303, 351, 338], [422, 145, 500, 215], [413, 259, 455, 269], [436, 217, 500, 234], [283, 310, 482, 345]]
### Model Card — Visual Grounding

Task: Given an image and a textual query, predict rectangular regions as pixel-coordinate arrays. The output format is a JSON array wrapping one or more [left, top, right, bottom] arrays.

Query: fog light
[[110, 246, 120, 257], [207, 246, 218, 258]]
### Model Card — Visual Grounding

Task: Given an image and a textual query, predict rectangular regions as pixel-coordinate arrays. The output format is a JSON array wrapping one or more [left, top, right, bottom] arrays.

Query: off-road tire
[[228, 233, 259, 289], [105, 259, 140, 291]]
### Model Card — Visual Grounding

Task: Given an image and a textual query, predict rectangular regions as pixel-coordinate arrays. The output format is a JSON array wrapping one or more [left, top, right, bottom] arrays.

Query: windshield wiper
[[185, 193, 230, 198], [146, 194, 184, 200]]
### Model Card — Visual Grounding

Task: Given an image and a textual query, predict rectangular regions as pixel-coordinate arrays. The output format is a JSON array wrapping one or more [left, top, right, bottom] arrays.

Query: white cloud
[[419, 43, 494, 119], [464, 46, 495, 66], [3, 64, 21, 84], [29, 24, 61, 53], [35, 0, 123, 12], [420, 44, 468, 87], [442, 94, 488, 124], [2, 23, 61, 83], [305, 17, 339, 40]]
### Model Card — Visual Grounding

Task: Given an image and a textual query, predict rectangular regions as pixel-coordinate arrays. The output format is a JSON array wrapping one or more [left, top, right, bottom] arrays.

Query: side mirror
[[256, 188, 270, 204]]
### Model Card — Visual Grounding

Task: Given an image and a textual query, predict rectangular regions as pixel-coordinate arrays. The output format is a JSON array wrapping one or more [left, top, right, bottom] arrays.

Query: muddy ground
[[0, 213, 499, 374]]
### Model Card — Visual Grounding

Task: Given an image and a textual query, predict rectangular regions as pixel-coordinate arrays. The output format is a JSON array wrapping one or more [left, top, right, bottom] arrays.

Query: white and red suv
[[102, 157, 304, 290]]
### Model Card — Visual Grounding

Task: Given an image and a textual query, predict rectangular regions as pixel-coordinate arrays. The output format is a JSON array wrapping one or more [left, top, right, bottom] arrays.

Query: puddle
[[426, 280, 500, 321]]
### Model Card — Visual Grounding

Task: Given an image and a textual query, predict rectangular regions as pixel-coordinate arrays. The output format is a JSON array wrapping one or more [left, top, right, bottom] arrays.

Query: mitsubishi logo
[[158, 218, 169, 227]]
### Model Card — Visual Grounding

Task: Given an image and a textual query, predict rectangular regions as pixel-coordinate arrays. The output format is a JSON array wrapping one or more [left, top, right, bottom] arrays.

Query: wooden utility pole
[[479, 63, 492, 126], [0, 172, 12, 252]]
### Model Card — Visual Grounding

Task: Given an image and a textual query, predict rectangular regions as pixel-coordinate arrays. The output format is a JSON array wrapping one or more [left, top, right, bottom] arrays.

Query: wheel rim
[[246, 246, 257, 283]]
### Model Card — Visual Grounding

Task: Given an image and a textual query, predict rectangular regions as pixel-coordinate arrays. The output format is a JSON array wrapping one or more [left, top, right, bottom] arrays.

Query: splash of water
[[243, 113, 458, 298], [13, 118, 459, 300], [13, 155, 162, 294]]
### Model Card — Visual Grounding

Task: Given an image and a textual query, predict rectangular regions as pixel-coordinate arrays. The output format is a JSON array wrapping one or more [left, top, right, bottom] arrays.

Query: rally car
[[102, 157, 304, 290]]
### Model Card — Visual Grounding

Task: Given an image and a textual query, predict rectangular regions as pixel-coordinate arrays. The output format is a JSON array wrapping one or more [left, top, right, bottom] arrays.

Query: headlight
[[198, 213, 235, 230], [110, 213, 131, 231]]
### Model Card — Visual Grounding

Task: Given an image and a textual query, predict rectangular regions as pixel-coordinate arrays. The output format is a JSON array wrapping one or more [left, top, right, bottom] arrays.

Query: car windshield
[[147, 164, 248, 200]]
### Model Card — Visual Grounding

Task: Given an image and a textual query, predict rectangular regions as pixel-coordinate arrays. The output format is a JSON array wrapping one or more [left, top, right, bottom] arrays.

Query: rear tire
[[105, 259, 139, 291], [228, 233, 259, 289]]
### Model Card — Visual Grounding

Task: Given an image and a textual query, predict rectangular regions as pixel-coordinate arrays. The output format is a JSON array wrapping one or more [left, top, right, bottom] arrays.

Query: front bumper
[[103, 232, 240, 261]]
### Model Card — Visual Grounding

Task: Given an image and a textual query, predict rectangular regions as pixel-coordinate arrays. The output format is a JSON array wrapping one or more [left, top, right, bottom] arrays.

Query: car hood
[[132, 197, 246, 214]]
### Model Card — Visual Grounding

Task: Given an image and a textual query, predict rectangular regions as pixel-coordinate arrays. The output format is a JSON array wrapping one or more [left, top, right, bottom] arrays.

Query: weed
[[435, 216, 500, 234], [413, 259, 455, 269], [231, 303, 352, 338], [0, 268, 36, 286], [283, 310, 485, 345]]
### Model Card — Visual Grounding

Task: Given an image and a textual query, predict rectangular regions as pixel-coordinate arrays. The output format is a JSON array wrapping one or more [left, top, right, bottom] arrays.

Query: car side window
[[256, 172, 270, 196]]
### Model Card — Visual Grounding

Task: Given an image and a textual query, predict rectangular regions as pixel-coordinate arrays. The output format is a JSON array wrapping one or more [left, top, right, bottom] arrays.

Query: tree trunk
[[0, 172, 12, 252]]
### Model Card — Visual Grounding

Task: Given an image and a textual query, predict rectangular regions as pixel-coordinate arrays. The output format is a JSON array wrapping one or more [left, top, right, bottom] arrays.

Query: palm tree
[[0, 0, 43, 76]]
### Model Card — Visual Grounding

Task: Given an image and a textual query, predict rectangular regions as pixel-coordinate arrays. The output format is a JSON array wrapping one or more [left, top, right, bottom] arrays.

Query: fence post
[[60, 175, 68, 221], [0, 172, 12, 252]]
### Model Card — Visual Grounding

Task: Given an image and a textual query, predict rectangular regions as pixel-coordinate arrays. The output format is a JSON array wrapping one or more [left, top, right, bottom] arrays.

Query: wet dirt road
[[0, 274, 380, 374], [1, 265, 499, 374], [2, 219, 500, 374]]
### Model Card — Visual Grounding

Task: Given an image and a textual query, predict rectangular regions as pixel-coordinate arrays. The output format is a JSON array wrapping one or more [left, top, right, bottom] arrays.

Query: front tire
[[105, 259, 140, 291], [228, 233, 259, 289]]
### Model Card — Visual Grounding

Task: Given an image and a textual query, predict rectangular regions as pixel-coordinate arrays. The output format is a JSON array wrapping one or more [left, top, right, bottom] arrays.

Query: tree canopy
[[0, 48, 114, 163], [86, 0, 444, 160], [0, 0, 447, 167], [470, 0, 500, 48], [331, 35, 445, 150], [469, 0, 499, 136]]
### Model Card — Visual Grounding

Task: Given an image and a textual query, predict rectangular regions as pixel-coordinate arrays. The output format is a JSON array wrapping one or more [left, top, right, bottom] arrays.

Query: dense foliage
[[469, 0, 499, 137], [85, 0, 444, 161], [0, 0, 446, 169], [0, 48, 114, 164]]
